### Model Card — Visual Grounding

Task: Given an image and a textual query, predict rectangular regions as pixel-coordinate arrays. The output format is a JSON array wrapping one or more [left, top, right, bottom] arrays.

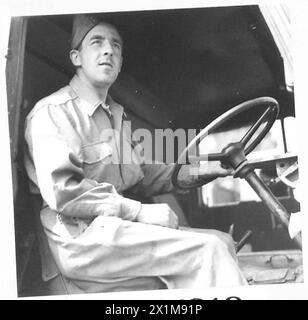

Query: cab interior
[[6, 4, 302, 297]]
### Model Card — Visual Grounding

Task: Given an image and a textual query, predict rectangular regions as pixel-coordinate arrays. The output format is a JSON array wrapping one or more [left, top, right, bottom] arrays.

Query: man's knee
[[201, 231, 236, 256], [188, 227, 235, 250], [214, 230, 234, 247]]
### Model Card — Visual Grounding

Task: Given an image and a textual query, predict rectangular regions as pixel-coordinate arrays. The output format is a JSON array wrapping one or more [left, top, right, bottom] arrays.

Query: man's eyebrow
[[89, 35, 104, 41], [89, 34, 123, 46]]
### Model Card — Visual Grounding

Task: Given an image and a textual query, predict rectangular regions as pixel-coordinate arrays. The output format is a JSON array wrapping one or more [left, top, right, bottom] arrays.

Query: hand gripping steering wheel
[[172, 97, 279, 189], [171, 97, 302, 249]]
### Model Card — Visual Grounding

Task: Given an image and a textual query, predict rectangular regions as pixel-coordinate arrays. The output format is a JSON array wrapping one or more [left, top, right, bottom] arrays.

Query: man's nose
[[103, 40, 113, 56]]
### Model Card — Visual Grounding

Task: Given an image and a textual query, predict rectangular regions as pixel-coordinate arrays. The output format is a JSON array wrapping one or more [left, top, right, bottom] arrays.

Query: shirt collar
[[69, 75, 113, 117]]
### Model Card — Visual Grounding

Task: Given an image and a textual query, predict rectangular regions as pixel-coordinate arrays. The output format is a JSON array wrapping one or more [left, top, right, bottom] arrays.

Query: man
[[24, 14, 247, 293]]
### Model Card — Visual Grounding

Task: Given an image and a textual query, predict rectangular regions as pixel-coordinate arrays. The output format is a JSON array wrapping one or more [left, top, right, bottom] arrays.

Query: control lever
[[228, 224, 253, 253], [236, 230, 253, 253]]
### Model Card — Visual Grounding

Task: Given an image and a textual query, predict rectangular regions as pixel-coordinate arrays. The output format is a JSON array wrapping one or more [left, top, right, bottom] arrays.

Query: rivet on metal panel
[[5, 48, 12, 60]]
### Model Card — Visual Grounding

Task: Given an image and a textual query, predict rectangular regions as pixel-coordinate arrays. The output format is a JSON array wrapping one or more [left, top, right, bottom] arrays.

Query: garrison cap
[[71, 14, 100, 50]]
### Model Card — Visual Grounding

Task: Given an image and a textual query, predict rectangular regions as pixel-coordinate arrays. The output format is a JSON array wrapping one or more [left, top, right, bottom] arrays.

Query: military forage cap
[[71, 14, 100, 50]]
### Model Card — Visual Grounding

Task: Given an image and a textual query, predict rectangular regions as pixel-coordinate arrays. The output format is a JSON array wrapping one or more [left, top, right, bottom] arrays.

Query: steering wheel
[[172, 97, 279, 189], [171, 96, 303, 250]]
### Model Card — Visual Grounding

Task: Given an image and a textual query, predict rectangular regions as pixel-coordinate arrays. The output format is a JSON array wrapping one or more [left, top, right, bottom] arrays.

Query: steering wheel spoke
[[241, 107, 273, 146]]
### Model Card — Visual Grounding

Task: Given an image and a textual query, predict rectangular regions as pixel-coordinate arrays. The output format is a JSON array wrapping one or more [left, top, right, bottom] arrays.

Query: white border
[[0, 5, 18, 300], [0, 0, 307, 300]]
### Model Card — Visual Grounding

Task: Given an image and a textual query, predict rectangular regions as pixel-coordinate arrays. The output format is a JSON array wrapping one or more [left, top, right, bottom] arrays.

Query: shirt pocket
[[81, 141, 113, 164]]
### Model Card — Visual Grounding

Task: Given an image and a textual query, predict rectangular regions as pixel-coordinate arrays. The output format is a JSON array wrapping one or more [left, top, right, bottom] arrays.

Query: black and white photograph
[[0, 0, 307, 300]]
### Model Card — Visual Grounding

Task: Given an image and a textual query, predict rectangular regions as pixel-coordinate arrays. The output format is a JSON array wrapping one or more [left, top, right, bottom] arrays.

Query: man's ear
[[69, 49, 81, 67]]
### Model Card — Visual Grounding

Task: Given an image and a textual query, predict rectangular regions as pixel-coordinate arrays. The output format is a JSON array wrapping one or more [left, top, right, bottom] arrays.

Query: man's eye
[[92, 40, 101, 45], [113, 43, 121, 50]]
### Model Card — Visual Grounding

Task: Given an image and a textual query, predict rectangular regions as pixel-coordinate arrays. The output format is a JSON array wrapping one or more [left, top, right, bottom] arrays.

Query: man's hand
[[135, 203, 179, 229], [197, 161, 234, 179], [177, 161, 233, 188]]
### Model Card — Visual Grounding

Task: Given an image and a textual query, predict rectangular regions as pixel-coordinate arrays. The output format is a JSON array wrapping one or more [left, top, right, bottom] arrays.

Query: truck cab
[[4, 3, 303, 297]]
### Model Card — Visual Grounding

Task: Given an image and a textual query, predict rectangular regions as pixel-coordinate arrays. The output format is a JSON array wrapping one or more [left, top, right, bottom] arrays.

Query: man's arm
[[24, 104, 141, 221], [128, 162, 233, 197]]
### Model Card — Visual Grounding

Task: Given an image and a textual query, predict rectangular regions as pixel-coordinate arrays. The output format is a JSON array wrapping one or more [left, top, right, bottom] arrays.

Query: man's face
[[71, 23, 123, 88]]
